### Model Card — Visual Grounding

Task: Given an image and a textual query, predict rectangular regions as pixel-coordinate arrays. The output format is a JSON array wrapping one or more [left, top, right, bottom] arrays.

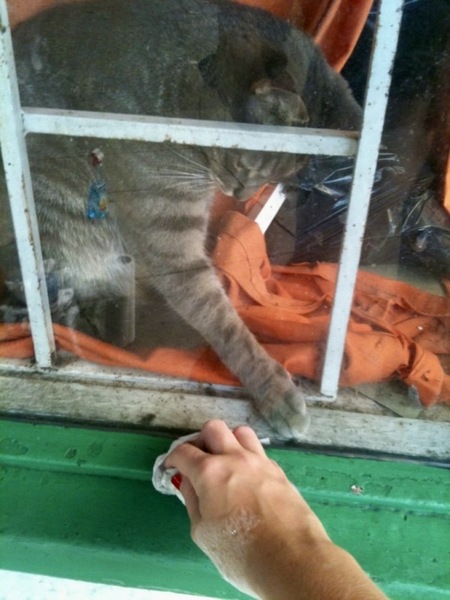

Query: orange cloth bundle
[[2, 211, 449, 406]]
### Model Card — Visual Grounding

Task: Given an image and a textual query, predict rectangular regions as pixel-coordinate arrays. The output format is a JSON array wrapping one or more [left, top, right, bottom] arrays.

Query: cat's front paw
[[259, 387, 310, 441]]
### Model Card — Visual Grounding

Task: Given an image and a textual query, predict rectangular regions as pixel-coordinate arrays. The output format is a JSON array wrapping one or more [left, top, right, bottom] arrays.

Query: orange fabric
[[445, 153, 450, 213], [300, 0, 372, 71], [236, 0, 373, 71], [7, 0, 89, 28], [2, 212, 449, 406]]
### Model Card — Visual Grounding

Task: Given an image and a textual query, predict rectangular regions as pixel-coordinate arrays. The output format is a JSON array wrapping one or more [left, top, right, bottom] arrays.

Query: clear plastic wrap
[[292, 154, 450, 277]]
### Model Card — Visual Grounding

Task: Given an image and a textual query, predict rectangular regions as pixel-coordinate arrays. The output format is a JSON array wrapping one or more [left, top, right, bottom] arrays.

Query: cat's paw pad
[[261, 388, 310, 441]]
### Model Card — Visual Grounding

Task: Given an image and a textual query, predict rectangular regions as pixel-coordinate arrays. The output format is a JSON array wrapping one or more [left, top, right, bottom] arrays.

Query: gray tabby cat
[[2, 0, 361, 438]]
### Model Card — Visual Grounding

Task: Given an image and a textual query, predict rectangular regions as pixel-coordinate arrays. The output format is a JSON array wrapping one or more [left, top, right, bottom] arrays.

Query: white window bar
[[320, 0, 404, 398], [0, 1, 55, 367], [23, 108, 358, 157], [0, 0, 403, 403]]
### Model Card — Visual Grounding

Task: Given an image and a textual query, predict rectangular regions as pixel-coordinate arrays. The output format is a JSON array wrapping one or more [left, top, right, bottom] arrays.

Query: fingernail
[[171, 472, 182, 490]]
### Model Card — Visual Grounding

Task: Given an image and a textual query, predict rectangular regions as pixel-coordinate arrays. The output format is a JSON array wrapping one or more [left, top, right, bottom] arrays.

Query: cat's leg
[[150, 254, 309, 439]]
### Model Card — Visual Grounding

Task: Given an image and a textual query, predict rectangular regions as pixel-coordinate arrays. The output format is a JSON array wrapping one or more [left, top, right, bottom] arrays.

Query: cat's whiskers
[[150, 170, 210, 179], [142, 166, 217, 192], [167, 147, 212, 176], [169, 182, 216, 193], [149, 172, 217, 193]]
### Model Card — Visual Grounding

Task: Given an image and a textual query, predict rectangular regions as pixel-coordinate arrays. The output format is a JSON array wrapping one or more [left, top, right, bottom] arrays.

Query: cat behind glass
[[0, 0, 361, 438]]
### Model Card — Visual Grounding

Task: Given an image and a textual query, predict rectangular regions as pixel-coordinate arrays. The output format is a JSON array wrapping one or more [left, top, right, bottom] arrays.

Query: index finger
[[194, 419, 243, 455], [164, 439, 207, 479]]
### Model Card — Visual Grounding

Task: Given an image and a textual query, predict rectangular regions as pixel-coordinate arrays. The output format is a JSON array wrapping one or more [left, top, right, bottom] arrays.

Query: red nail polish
[[171, 472, 182, 490]]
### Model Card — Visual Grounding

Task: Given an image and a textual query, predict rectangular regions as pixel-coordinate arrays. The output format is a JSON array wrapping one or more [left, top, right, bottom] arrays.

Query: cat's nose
[[233, 186, 260, 202]]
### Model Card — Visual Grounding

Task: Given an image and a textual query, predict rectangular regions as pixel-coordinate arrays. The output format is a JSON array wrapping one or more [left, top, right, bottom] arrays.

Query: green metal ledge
[[1, 419, 449, 599]]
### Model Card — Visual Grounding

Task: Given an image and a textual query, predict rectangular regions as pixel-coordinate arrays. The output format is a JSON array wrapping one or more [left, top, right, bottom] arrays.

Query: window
[[0, 0, 449, 462]]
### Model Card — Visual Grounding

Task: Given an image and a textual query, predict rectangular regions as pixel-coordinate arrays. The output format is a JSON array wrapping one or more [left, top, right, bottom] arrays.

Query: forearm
[[164, 421, 388, 600], [246, 529, 388, 600]]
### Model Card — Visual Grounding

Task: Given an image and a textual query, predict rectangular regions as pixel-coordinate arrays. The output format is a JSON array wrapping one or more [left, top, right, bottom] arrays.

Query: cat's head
[[198, 4, 362, 132], [198, 13, 309, 128], [197, 11, 308, 200], [206, 147, 302, 202]]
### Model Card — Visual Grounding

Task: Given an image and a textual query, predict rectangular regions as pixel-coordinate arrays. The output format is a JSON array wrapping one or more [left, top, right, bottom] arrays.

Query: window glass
[[0, 0, 448, 443]]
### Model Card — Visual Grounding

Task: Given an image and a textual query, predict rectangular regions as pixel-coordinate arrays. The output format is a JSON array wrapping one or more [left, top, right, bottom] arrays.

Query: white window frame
[[1, 0, 449, 461]]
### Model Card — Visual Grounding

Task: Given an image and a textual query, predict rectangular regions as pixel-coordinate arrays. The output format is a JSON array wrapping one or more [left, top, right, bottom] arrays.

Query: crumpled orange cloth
[[1, 211, 449, 406], [236, 0, 372, 71]]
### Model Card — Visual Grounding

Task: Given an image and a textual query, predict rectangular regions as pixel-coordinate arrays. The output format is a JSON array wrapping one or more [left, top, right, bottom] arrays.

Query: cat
[[1, 0, 362, 439]]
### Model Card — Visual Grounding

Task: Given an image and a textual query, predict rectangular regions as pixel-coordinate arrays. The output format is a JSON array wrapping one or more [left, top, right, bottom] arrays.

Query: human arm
[[165, 419, 388, 600]]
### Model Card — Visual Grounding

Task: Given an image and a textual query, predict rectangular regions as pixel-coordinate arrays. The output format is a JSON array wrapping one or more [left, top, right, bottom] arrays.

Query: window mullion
[[320, 0, 404, 398], [0, 3, 55, 367]]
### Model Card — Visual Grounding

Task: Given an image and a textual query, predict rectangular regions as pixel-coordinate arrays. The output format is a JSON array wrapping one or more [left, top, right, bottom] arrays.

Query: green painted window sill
[[1, 419, 449, 599]]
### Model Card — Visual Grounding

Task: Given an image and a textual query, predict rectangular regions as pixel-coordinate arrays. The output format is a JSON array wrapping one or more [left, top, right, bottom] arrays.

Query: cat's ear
[[245, 78, 309, 126], [198, 32, 308, 127]]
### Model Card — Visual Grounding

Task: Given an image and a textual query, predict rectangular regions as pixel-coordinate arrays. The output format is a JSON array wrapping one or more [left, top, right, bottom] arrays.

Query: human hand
[[164, 419, 329, 598]]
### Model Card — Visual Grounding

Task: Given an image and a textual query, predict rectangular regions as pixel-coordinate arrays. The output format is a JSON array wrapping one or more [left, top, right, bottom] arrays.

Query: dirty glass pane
[[0, 0, 449, 442], [282, 0, 450, 421]]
